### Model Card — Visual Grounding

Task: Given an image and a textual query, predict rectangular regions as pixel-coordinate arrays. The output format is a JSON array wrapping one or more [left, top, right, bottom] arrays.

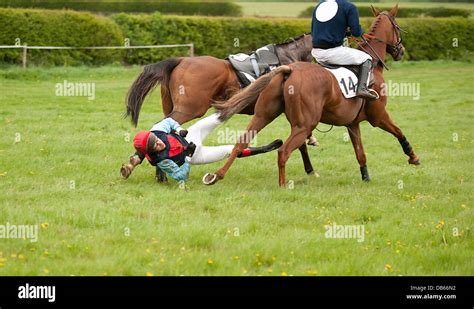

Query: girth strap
[[249, 54, 260, 78]]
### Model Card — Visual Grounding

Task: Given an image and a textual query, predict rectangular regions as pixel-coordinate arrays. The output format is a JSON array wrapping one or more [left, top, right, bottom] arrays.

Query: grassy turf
[[0, 60, 473, 276]]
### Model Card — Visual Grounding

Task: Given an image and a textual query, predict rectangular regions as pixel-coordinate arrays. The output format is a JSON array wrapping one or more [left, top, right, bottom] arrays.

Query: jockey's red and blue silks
[[144, 131, 190, 167]]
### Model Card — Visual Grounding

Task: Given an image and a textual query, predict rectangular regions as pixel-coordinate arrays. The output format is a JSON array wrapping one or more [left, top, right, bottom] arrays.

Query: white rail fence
[[0, 43, 194, 68]]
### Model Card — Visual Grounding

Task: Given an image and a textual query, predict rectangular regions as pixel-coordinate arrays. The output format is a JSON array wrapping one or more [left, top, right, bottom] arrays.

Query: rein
[[359, 36, 389, 70], [315, 124, 334, 133]]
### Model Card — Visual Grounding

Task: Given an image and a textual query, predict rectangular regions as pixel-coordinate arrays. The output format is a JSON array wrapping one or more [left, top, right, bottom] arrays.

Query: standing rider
[[311, 0, 377, 99]]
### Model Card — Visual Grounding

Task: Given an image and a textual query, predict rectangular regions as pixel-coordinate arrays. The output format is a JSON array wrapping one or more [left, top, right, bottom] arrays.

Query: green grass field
[[0, 60, 473, 276], [238, 2, 474, 17]]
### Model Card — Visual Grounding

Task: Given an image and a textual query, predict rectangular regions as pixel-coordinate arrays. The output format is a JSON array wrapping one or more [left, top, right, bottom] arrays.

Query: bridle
[[359, 12, 406, 68], [376, 12, 406, 59]]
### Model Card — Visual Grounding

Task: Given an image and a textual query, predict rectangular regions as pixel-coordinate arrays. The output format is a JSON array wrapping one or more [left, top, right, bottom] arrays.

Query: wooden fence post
[[22, 44, 27, 69]]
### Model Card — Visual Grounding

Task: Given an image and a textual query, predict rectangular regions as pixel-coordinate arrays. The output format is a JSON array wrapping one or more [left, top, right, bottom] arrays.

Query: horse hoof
[[363, 177, 371, 182], [307, 136, 320, 147], [308, 170, 320, 177], [202, 173, 218, 185], [409, 159, 421, 165]]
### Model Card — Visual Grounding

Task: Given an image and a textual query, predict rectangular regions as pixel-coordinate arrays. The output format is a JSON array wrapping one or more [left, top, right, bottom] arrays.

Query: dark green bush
[[396, 17, 473, 60], [0, 1, 243, 16], [114, 14, 473, 62], [0, 8, 124, 65], [112, 13, 310, 64]]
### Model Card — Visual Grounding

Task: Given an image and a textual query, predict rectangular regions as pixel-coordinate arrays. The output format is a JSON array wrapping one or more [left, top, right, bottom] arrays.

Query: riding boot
[[237, 139, 283, 158], [357, 60, 378, 100]]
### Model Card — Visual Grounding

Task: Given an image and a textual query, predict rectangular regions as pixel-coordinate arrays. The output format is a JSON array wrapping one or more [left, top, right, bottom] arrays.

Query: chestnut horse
[[204, 5, 421, 187], [125, 34, 314, 127], [125, 34, 316, 182]]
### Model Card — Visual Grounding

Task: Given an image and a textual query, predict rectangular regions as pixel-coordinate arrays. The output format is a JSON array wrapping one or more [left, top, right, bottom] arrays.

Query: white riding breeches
[[181, 113, 234, 165], [312, 46, 372, 66]]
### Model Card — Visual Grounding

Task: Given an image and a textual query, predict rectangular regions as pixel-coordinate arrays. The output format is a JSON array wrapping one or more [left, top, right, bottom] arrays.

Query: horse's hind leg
[[299, 143, 318, 176], [278, 126, 309, 187], [375, 113, 420, 165], [208, 113, 277, 184], [347, 123, 370, 181], [205, 74, 286, 185]]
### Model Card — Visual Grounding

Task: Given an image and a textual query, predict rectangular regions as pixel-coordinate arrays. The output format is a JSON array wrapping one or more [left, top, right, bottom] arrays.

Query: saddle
[[317, 62, 375, 99], [228, 44, 280, 87]]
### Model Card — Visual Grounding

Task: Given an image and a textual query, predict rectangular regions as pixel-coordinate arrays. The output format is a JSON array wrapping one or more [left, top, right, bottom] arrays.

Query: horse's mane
[[367, 12, 389, 35], [276, 32, 311, 46]]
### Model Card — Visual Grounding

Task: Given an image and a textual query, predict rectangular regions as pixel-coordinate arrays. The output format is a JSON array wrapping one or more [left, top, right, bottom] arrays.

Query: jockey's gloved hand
[[179, 129, 188, 138], [185, 142, 196, 157], [362, 33, 375, 41], [345, 28, 352, 37], [120, 164, 132, 179]]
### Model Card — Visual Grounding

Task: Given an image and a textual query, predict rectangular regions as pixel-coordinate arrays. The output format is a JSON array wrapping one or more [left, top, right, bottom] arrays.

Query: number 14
[[340, 77, 357, 95]]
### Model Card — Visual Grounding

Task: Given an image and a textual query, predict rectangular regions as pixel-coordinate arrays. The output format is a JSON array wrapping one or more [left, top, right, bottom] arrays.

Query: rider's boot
[[357, 60, 378, 100], [237, 139, 283, 158]]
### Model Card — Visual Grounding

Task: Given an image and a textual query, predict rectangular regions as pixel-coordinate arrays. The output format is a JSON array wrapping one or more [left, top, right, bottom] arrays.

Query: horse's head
[[371, 5, 406, 61]]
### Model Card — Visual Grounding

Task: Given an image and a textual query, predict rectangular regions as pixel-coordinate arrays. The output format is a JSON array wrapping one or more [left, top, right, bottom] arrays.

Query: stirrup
[[368, 89, 380, 100]]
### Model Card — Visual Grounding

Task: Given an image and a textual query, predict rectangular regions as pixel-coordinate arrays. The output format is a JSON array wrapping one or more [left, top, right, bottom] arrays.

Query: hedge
[[112, 13, 311, 64], [299, 6, 472, 18], [0, 8, 124, 65], [113, 14, 474, 62], [0, 9, 472, 66], [395, 17, 473, 60], [0, 1, 243, 16]]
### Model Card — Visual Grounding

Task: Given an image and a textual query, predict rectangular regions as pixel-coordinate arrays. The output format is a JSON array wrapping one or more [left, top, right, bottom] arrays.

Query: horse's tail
[[212, 65, 292, 121], [125, 58, 182, 127]]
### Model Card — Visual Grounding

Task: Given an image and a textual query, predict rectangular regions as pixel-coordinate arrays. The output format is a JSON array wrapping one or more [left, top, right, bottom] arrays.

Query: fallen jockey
[[120, 114, 283, 184]]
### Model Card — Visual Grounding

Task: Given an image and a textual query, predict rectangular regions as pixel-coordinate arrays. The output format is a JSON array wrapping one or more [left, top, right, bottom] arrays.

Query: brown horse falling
[[205, 5, 421, 187]]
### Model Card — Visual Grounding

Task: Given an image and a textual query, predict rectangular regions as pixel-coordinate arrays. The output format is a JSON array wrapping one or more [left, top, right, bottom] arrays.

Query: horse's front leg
[[377, 113, 420, 165]]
